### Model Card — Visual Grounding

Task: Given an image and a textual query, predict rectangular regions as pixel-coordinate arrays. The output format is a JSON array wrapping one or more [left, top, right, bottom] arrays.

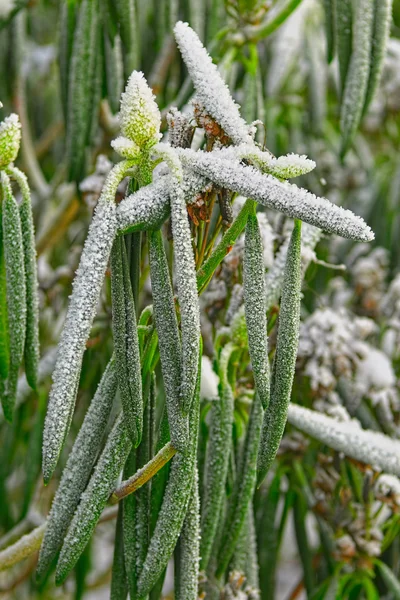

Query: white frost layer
[[174, 21, 253, 146], [179, 149, 374, 242], [288, 404, 400, 476]]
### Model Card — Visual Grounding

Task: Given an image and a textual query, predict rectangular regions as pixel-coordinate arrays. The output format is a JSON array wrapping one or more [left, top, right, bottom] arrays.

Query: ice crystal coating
[[119, 71, 162, 149], [55, 414, 131, 584], [111, 237, 143, 445], [287, 404, 400, 477], [216, 144, 316, 179], [178, 149, 374, 242], [244, 211, 270, 410], [200, 344, 234, 570], [42, 160, 133, 482], [111, 136, 141, 160], [0, 113, 21, 169], [173, 21, 253, 145], [257, 221, 302, 485], [36, 359, 117, 579], [1, 171, 26, 421], [148, 229, 189, 451], [175, 469, 201, 600], [116, 168, 208, 234], [170, 182, 200, 414]]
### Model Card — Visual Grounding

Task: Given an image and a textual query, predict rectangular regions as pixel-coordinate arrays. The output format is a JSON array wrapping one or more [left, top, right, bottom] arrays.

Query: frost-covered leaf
[[1, 171, 26, 421], [111, 236, 142, 446], [116, 168, 208, 235], [340, 0, 374, 155], [55, 414, 131, 584], [287, 404, 400, 477], [148, 229, 188, 451], [136, 347, 201, 598], [175, 469, 200, 600], [169, 182, 200, 414], [178, 149, 374, 242], [37, 359, 118, 580], [119, 70, 161, 149], [200, 343, 234, 570], [7, 166, 39, 391], [216, 144, 316, 179], [42, 159, 133, 483], [216, 393, 264, 578], [244, 209, 270, 410], [257, 221, 302, 485], [0, 113, 21, 169], [174, 21, 253, 145], [363, 0, 393, 114]]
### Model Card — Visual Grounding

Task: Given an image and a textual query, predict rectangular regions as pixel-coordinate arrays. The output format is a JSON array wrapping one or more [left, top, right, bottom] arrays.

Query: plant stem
[[196, 198, 253, 293], [109, 442, 177, 505]]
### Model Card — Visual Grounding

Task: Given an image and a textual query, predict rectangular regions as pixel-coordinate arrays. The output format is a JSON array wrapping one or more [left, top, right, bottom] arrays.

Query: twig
[[109, 441, 177, 504]]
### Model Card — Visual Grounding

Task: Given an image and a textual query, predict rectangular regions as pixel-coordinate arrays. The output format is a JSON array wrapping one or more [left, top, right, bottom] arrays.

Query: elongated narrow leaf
[[336, 0, 353, 93], [363, 0, 393, 115], [65, 0, 100, 181], [175, 468, 200, 600], [170, 184, 200, 414], [110, 504, 128, 600], [174, 21, 253, 145], [7, 167, 39, 390], [257, 220, 302, 485], [0, 186, 9, 381], [55, 414, 131, 584], [59, 0, 78, 122], [323, 0, 336, 63], [115, 0, 139, 74], [200, 343, 235, 570], [1, 171, 26, 421], [111, 235, 142, 445], [287, 404, 400, 477], [216, 393, 264, 578], [42, 160, 132, 483], [148, 229, 188, 451], [340, 0, 374, 156], [117, 169, 208, 235], [244, 209, 270, 410], [104, 33, 124, 114], [37, 358, 117, 580], [178, 150, 374, 242], [136, 344, 202, 598]]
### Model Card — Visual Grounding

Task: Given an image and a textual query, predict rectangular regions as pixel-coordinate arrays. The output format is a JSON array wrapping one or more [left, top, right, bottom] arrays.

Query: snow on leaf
[[6, 166, 40, 391], [244, 211, 270, 410], [42, 159, 134, 483], [148, 229, 189, 452], [178, 149, 374, 242], [173, 21, 253, 145], [257, 220, 302, 486], [287, 404, 400, 477], [55, 414, 131, 584], [37, 359, 118, 580], [0, 171, 26, 421], [170, 181, 200, 415], [116, 168, 208, 235]]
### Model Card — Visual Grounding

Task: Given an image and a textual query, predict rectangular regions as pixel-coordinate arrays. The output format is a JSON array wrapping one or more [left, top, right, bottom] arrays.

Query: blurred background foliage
[[1, 0, 400, 598]]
